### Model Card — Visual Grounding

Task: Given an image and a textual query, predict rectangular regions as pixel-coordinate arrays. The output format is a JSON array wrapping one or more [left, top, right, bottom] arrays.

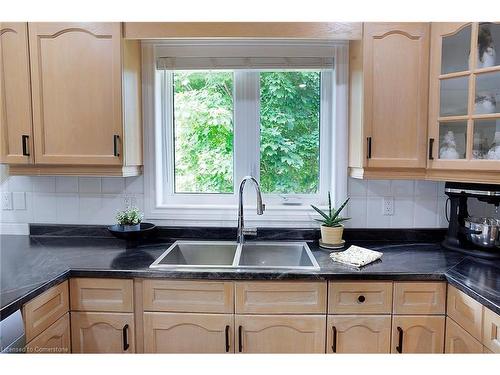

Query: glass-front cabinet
[[428, 22, 500, 175]]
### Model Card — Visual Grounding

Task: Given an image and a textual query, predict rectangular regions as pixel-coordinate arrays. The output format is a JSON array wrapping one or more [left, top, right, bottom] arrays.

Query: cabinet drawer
[[328, 282, 392, 314], [235, 281, 327, 314], [393, 282, 446, 315], [445, 317, 483, 353], [483, 307, 500, 353], [26, 313, 71, 354], [447, 285, 483, 340], [23, 281, 69, 342], [70, 278, 133, 312], [143, 280, 234, 313], [144, 312, 234, 353]]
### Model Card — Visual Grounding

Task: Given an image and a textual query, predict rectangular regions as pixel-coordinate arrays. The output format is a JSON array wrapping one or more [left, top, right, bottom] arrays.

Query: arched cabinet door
[[428, 22, 500, 182], [70, 312, 135, 353], [143, 312, 234, 353], [28, 23, 123, 165], [362, 23, 429, 169], [327, 315, 391, 353], [392, 316, 445, 353], [235, 315, 326, 353], [0, 22, 34, 164]]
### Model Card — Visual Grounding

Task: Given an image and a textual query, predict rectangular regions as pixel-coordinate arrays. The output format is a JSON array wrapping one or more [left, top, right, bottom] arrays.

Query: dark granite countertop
[[1, 233, 499, 320]]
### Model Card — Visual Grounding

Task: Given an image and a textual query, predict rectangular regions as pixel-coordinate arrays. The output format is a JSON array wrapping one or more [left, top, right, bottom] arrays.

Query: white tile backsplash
[[0, 173, 449, 229]]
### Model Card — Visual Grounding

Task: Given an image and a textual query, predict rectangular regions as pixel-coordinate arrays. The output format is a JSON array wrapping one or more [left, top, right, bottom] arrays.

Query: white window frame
[[142, 40, 349, 227]]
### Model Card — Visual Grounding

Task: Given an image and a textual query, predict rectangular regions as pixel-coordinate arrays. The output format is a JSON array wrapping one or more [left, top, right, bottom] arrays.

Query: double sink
[[150, 241, 320, 271]]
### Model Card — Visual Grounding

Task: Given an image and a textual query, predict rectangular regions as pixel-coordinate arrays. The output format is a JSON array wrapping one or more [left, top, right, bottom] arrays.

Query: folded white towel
[[330, 245, 383, 268]]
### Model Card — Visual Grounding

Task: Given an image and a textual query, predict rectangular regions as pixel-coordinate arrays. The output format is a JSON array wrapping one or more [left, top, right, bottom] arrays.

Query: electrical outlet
[[1, 192, 13, 210], [383, 197, 394, 216], [123, 195, 137, 209]]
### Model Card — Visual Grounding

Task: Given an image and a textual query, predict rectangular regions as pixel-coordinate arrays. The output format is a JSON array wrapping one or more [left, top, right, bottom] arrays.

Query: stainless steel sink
[[236, 241, 320, 270], [150, 241, 238, 268], [150, 240, 320, 271]]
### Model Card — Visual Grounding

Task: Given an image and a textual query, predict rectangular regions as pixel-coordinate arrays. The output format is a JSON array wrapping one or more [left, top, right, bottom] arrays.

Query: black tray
[[108, 222, 157, 241]]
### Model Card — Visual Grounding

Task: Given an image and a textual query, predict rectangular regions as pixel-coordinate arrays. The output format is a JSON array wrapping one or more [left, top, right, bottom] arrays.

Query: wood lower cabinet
[[143, 312, 233, 353], [327, 315, 391, 353], [392, 315, 445, 353], [26, 313, 71, 354], [483, 307, 500, 353], [235, 315, 326, 353], [70, 311, 135, 353], [445, 317, 483, 353]]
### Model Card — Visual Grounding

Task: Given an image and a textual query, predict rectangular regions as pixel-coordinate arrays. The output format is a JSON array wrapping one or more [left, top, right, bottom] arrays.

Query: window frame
[[143, 40, 349, 227]]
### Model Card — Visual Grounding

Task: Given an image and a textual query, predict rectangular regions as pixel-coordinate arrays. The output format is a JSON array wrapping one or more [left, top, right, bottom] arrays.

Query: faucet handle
[[242, 227, 258, 236]]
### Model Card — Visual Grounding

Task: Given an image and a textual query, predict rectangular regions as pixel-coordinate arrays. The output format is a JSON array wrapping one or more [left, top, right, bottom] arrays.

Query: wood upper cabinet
[[392, 315, 445, 353], [349, 23, 430, 179], [427, 22, 500, 183], [445, 317, 483, 353], [0, 22, 34, 164], [143, 312, 234, 353], [8, 22, 142, 176], [70, 311, 135, 353], [327, 315, 391, 353], [235, 315, 326, 353], [26, 313, 71, 354]]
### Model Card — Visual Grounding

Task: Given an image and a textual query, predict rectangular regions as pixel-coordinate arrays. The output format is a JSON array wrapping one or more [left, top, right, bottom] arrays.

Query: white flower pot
[[320, 225, 344, 245]]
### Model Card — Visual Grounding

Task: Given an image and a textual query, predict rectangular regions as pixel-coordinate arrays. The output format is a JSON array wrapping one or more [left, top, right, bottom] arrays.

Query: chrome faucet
[[237, 176, 265, 244]]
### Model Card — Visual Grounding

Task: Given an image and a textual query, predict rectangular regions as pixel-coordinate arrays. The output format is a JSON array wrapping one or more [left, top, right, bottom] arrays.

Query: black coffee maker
[[443, 182, 500, 258]]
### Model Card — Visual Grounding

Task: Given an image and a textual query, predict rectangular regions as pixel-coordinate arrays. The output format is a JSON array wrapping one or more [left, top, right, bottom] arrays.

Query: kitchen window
[[143, 41, 349, 226]]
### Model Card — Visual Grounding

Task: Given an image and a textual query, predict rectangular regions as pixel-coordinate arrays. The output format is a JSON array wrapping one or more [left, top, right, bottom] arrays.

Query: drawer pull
[[225, 325, 230, 352], [332, 326, 337, 353], [22, 135, 30, 156], [357, 295, 366, 303], [122, 324, 129, 351], [238, 325, 243, 353], [428, 138, 434, 160], [367, 137, 372, 159], [396, 326, 403, 353]]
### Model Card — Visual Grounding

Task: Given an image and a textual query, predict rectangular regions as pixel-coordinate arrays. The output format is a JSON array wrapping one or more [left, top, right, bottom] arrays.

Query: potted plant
[[311, 193, 350, 245], [116, 207, 143, 232]]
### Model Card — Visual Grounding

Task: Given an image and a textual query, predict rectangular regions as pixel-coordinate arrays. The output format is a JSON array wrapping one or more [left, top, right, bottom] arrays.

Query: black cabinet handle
[[225, 325, 230, 352], [113, 135, 120, 157], [367, 137, 372, 159], [238, 325, 243, 353], [428, 138, 434, 160], [331, 326, 337, 353], [22, 135, 30, 156], [122, 324, 129, 351], [357, 295, 366, 303], [396, 326, 403, 353]]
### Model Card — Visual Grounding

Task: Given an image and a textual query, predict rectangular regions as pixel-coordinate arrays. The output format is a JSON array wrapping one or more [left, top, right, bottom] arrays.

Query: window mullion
[[234, 71, 260, 185]]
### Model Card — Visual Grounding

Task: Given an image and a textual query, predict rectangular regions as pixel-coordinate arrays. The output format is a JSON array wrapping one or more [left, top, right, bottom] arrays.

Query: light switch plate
[[1, 192, 13, 210]]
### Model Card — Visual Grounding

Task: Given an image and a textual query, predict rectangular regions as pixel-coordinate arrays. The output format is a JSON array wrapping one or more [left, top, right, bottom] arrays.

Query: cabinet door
[[235, 315, 326, 353], [392, 315, 445, 353], [327, 315, 391, 353], [445, 317, 483, 353], [143, 312, 234, 353], [26, 313, 71, 354], [28, 23, 123, 165], [0, 22, 34, 164], [363, 23, 429, 169], [71, 311, 134, 353]]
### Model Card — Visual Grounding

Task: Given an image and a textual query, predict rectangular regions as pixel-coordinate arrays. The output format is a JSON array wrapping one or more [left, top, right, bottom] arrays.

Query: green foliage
[[173, 70, 321, 194], [310, 193, 350, 228], [260, 71, 320, 194], [116, 207, 143, 226]]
